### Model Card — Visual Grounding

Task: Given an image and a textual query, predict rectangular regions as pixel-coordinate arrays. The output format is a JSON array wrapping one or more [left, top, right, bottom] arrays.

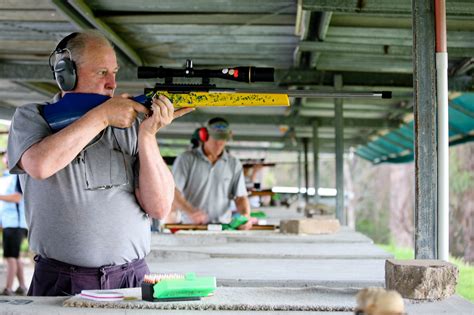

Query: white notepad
[[79, 290, 124, 301]]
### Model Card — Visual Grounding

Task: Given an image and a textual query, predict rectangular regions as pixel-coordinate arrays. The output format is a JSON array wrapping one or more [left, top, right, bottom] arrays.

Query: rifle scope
[[138, 60, 274, 83]]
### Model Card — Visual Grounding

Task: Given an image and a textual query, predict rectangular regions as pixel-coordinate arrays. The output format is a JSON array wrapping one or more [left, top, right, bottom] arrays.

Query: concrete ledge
[[151, 227, 374, 245], [385, 259, 459, 300], [148, 242, 392, 261], [147, 258, 386, 288], [304, 203, 333, 217], [280, 218, 340, 235]]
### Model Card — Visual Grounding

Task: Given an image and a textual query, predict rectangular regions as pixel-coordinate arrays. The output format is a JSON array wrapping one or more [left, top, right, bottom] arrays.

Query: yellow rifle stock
[[147, 91, 290, 107]]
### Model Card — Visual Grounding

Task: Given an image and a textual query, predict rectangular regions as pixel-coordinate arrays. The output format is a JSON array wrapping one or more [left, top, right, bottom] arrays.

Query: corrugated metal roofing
[[0, 0, 473, 153], [356, 92, 474, 164]]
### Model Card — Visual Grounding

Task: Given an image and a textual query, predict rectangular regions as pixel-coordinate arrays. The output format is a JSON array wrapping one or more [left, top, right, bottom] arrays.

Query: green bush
[[356, 217, 390, 244]]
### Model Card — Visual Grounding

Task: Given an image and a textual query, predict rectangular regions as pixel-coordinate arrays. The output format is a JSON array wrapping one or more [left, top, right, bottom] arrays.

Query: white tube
[[436, 52, 449, 262]]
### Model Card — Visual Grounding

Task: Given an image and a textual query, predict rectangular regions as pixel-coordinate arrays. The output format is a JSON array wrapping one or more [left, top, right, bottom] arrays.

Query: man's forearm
[[173, 188, 197, 215], [235, 196, 251, 217], [20, 106, 108, 179], [137, 134, 175, 219], [0, 193, 21, 204]]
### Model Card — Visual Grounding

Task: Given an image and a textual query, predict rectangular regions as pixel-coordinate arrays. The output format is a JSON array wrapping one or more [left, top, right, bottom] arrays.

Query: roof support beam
[[156, 131, 362, 146], [317, 54, 413, 73], [300, 10, 330, 73], [0, 62, 138, 83], [68, 0, 142, 66], [101, 14, 296, 25], [176, 112, 401, 129], [277, 70, 414, 87], [300, 41, 413, 56], [302, 0, 474, 16], [293, 2, 329, 119], [13, 82, 58, 98], [0, 102, 15, 120], [51, 0, 142, 66], [86, 1, 297, 14], [450, 57, 474, 76], [50, 0, 91, 29]]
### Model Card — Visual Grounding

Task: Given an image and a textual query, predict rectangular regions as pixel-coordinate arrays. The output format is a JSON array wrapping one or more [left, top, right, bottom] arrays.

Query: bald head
[[54, 31, 113, 68], [54, 31, 119, 96]]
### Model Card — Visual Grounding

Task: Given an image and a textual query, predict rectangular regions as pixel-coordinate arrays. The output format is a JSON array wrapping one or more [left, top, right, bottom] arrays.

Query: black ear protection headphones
[[49, 32, 79, 91]]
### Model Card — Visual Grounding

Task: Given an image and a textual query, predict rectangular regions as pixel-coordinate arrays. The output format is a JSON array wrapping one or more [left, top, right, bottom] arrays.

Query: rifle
[[137, 59, 289, 108], [241, 158, 276, 168], [137, 59, 391, 108], [242, 163, 276, 168], [42, 59, 391, 132]]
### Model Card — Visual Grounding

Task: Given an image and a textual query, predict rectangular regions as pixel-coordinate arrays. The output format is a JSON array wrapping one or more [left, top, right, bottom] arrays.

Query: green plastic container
[[250, 211, 267, 218], [222, 215, 248, 230], [153, 273, 216, 299]]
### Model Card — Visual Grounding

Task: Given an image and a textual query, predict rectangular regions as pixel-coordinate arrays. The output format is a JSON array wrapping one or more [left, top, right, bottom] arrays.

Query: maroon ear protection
[[198, 127, 209, 142]]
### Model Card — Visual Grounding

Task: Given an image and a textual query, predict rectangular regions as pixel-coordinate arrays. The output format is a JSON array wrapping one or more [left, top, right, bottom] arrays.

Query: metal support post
[[303, 138, 310, 203], [312, 120, 320, 203], [334, 75, 345, 225], [297, 147, 302, 205], [435, 0, 449, 262], [412, 0, 438, 259]]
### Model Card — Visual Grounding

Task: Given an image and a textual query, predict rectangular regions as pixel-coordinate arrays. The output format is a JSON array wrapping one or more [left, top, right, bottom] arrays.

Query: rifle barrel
[[227, 89, 392, 99]]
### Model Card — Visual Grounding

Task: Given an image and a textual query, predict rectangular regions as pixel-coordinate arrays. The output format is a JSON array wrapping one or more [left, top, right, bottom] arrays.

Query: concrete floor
[[1, 206, 473, 314]]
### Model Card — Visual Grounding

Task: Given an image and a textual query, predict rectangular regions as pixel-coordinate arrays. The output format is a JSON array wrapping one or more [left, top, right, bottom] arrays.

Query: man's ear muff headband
[[49, 32, 79, 91]]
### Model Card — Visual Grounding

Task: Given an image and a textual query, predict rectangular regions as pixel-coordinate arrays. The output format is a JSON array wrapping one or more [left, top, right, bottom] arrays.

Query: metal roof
[[0, 0, 473, 154], [356, 92, 474, 163]]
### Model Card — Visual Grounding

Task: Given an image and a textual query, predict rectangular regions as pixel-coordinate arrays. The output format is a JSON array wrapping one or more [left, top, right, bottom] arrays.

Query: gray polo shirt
[[7, 94, 150, 268], [172, 146, 247, 224]]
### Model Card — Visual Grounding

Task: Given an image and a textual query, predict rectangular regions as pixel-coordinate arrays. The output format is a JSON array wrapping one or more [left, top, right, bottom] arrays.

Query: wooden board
[[164, 224, 276, 232], [249, 189, 275, 197]]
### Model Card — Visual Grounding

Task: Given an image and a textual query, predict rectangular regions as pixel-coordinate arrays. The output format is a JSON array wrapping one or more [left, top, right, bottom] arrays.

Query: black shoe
[[14, 287, 27, 296], [1, 288, 13, 296]]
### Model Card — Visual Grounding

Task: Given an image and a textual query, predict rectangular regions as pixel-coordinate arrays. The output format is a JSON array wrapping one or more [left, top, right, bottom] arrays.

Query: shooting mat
[[63, 286, 357, 311]]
